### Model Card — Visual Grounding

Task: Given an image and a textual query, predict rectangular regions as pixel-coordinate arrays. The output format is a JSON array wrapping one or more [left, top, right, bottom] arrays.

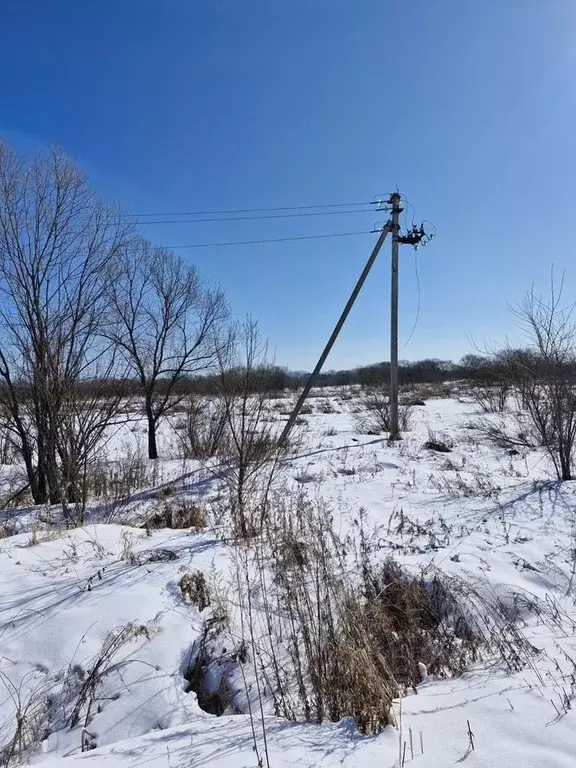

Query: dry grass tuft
[[145, 500, 206, 530], [0, 523, 15, 539], [179, 570, 211, 611]]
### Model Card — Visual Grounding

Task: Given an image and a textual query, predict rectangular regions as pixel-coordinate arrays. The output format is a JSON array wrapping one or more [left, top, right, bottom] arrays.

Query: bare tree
[[55, 356, 131, 524], [105, 238, 228, 459], [0, 141, 131, 506], [488, 280, 576, 481], [214, 318, 288, 538], [511, 283, 576, 481]]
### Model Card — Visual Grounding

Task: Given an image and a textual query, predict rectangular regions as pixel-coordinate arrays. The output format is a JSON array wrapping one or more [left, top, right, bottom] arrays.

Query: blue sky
[[1, 0, 576, 370]]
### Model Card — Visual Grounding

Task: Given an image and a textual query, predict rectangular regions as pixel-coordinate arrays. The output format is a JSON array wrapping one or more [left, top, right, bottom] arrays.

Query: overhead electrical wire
[[126, 194, 393, 250], [400, 194, 421, 348], [132, 199, 381, 217], [167, 229, 381, 249], [403, 250, 421, 348], [138, 208, 379, 225]]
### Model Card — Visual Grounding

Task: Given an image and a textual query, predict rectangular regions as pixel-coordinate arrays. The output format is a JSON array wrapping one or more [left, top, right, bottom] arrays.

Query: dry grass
[[0, 523, 15, 539], [145, 500, 206, 530], [237, 493, 533, 735], [0, 672, 49, 767], [179, 570, 211, 611], [0, 622, 155, 765], [83, 448, 154, 522], [316, 399, 338, 414], [68, 622, 155, 729]]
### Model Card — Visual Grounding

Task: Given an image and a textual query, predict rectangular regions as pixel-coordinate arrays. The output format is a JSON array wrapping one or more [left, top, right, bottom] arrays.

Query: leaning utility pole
[[389, 192, 401, 441], [279, 219, 392, 446]]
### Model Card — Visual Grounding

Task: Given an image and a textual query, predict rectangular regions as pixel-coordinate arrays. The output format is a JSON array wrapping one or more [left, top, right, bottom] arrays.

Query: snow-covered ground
[[2, 388, 576, 767]]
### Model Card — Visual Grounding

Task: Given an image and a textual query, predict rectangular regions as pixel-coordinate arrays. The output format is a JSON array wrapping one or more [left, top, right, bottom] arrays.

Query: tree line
[[47, 353, 550, 400]]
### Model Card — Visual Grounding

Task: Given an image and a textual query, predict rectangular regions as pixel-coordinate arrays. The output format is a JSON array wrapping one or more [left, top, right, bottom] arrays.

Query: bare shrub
[[179, 395, 227, 459], [55, 377, 133, 525], [472, 416, 536, 451], [424, 430, 454, 453], [513, 288, 576, 480], [483, 281, 576, 480], [355, 391, 412, 435], [416, 382, 453, 399], [213, 319, 292, 538], [87, 447, 154, 521], [469, 383, 510, 413], [0, 481, 34, 511]]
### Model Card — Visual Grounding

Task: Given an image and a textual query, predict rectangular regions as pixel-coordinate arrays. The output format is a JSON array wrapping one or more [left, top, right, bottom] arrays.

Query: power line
[[403, 249, 421, 348], [167, 229, 377, 249], [138, 208, 378, 225], [133, 200, 379, 217]]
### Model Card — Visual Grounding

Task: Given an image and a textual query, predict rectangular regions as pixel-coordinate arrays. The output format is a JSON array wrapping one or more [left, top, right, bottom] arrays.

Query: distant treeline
[[60, 354, 513, 399]]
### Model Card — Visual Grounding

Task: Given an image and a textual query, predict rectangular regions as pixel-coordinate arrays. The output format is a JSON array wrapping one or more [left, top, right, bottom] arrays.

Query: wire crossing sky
[[1, 0, 576, 370]]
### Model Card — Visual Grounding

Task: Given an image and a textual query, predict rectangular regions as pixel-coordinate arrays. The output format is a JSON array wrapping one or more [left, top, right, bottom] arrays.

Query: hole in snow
[[181, 624, 247, 716]]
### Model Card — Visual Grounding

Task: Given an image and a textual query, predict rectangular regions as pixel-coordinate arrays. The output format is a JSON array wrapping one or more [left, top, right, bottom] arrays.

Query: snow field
[[0, 388, 575, 766]]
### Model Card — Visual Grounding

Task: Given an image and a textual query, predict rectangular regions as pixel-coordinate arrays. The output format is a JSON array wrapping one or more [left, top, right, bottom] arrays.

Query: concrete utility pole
[[389, 192, 402, 441], [389, 193, 432, 441]]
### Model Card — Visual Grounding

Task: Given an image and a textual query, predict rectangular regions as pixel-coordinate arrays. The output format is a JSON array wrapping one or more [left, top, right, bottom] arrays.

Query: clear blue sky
[[1, 0, 576, 370]]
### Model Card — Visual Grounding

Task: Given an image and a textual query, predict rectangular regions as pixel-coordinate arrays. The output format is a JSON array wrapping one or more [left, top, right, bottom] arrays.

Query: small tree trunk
[[34, 427, 50, 504], [45, 433, 62, 505], [145, 397, 159, 459], [21, 443, 46, 504]]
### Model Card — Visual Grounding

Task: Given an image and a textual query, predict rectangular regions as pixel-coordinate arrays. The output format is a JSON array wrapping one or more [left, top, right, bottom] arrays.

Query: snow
[[37, 717, 399, 768], [2, 389, 576, 766]]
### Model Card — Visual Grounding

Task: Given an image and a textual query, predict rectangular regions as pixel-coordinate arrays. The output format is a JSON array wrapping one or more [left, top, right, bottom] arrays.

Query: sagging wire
[[403, 248, 421, 348], [401, 194, 416, 233]]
